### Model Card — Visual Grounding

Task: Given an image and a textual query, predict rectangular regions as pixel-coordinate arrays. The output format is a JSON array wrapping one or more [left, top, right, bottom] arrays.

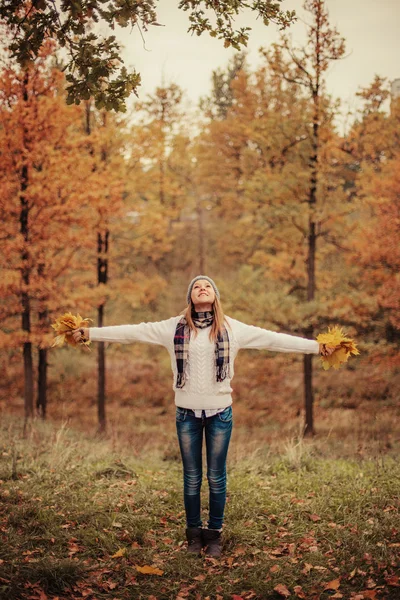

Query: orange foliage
[[0, 51, 92, 349]]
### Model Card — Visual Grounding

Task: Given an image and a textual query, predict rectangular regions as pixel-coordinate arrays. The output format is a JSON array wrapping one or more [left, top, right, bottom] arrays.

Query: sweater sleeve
[[88, 316, 179, 347], [229, 318, 319, 354]]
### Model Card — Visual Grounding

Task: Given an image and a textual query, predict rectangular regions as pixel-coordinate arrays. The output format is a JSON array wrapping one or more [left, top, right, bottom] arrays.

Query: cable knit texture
[[89, 316, 319, 410]]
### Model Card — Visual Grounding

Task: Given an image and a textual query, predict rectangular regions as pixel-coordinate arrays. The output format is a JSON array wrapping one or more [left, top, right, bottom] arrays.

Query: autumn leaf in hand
[[317, 325, 360, 370], [51, 312, 92, 349]]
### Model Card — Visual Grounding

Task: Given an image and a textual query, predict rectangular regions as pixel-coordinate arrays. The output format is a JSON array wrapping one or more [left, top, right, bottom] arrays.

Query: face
[[190, 279, 216, 308]]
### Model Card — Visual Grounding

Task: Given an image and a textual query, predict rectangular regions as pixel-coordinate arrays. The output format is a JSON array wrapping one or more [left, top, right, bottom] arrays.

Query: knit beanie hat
[[186, 275, 220, 304]]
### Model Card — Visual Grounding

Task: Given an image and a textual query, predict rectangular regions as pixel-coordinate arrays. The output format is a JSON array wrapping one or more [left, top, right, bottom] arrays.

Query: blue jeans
[[176, 405, 233, 530]]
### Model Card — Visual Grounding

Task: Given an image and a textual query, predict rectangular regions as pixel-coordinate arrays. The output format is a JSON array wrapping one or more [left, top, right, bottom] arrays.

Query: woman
[[72, 275, 335, 558]]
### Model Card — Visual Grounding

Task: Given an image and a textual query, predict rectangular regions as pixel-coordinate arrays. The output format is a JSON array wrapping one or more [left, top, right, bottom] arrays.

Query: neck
[[193, 303, 213, 313]]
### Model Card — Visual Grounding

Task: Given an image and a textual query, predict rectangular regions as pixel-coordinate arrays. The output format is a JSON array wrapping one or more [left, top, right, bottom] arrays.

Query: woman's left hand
[[319, 343, 338, 356]]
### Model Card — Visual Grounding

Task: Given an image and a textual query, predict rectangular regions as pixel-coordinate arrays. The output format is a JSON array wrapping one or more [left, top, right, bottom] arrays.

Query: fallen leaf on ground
[[361, 591, 378, 599], [309, 513, 321, 522], [349, 568, 357, 579], [270, 565, 280, 573], [274, 584, 291, 598], [324, 579, 340, 591], [111, 548, 126, 558], [302, 562, 313, 575], [136, 565, 164, 576], [294, 585, 306, 599], [386, 575, 400, 586]]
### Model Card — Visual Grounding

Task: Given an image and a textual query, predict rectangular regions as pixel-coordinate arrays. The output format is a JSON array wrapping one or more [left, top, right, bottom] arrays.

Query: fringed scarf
[[174, 310, 230, 389]]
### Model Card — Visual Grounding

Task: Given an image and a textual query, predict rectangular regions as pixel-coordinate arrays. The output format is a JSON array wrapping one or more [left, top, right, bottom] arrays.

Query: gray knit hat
[[186, 275, 220, 304]]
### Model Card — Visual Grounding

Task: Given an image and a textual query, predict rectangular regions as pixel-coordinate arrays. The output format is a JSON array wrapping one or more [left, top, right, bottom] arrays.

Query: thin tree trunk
[[37, 259, 48, 419], [97, 304, 106, 433], [97, 230, 109, 434], [304, 216, 317, 437], [303, 70, 320, 437], [20, 72, 33, 432], [37, 346, 47, 419], [196, 196, 206, 273], [85, 101, 109, 434]]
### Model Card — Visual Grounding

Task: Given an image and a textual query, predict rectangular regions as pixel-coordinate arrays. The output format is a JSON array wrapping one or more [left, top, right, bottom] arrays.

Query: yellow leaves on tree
[[317, 325, 359, 370], [51, 312, 91, 349]]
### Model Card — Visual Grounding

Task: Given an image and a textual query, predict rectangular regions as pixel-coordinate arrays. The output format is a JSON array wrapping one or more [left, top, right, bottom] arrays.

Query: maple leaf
[[274, 584, 291, 598], [316, 325, 360, 370], [309, 513, 321, 522], [293, 586, 306, 599], [51, 312, 92, 349], [386, 575, 400, 587], [361, 591, 378, 599], [323, 578, 340, 590], [270, 564, 280, 573], [111, 547, 126, 558], [136, 564, 164, 576]]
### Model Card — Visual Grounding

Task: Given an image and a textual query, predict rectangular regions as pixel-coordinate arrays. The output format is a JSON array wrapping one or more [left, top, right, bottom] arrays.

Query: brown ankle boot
[[202, 528, 222, 557], [185, 527, 203, 555]]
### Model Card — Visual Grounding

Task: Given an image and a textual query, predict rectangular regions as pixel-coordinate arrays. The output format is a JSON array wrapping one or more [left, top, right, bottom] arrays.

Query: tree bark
[[304, 218, 317, 437], [37, 346, 47, 419], [20, 71, 33, 431], [85, 101, 109, 434], [97, 304, 106, 434], [196, 196, 206, 273], [97, 230, 109, 434], [303, 5, 321, 436]]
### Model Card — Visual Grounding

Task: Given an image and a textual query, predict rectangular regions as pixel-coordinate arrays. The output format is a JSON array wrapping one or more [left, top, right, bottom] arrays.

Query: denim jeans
[[176, 405, 233, 530]]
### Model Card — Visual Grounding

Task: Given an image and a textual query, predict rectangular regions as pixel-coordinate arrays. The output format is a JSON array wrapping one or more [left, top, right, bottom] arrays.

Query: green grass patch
[[0, 418, 399, 599]]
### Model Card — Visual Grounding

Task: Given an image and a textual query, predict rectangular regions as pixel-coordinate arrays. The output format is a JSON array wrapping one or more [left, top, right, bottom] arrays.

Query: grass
[[0, 417, 399, 600]]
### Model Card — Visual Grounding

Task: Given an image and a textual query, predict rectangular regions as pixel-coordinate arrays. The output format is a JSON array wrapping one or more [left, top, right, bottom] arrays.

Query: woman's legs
[[205, 406, 233, 530], [176, 408, 204, 528]]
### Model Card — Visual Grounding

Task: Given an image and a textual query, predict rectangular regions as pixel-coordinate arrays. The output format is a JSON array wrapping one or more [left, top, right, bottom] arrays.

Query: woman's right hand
[[70, 328, 89, 343]]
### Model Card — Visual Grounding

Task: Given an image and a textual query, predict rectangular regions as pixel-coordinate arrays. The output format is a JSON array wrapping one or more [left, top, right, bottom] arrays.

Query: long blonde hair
[[182, 296, 228, 341]]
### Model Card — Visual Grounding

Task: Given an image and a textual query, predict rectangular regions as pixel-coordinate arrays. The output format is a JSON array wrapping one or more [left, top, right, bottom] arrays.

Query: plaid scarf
[[174, 311, 230, 389]]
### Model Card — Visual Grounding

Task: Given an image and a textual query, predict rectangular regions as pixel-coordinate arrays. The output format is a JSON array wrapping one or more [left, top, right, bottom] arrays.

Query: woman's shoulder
[[158, 315, 182, 328], [225, 315, 243, 326], [224, 316, 246, 332]]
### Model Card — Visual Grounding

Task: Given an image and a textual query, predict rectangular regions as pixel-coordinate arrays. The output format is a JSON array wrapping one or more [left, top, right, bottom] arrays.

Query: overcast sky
[[110, 0, 400, 124]]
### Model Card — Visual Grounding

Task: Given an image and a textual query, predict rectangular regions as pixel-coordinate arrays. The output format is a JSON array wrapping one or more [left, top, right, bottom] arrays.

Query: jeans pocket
[[217, 406, 233, 422], [176, 407, 187, 422]]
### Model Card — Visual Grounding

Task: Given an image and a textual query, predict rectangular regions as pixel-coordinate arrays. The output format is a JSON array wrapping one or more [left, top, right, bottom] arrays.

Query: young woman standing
[[72, 276, 335, 558]]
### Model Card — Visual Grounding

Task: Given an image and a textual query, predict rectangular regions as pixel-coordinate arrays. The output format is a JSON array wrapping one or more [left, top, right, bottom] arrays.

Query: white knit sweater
[[89, 316, 319, 410]]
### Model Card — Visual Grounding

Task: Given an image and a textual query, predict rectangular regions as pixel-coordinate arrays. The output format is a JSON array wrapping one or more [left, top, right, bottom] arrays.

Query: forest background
[[0, 1, 400, 599], [0, 0, 399, 453]]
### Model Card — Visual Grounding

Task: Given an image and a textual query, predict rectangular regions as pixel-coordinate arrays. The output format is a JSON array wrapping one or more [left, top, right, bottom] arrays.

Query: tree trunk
[[303, 74, 319, 436], [304, 216, 317, 436], [85, 102, 109, 434], [303, 330, 314, 437], [20, 72, 33, 431], [97, 230, 109, 434], [97, 303, 106, 434], [196, 196, 206, 273], [303, 142, 318, 437], [37, 347, 47, 419]]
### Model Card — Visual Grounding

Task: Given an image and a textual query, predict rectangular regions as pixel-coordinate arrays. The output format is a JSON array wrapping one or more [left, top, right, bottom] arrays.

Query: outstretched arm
[[230, 318, 335, 356], [70, 316, 178, 348]]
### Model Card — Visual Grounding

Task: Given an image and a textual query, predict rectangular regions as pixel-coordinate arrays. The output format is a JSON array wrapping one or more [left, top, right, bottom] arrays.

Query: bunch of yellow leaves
[[51, 312, 92, 350], [316, 325, 359, 370]]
